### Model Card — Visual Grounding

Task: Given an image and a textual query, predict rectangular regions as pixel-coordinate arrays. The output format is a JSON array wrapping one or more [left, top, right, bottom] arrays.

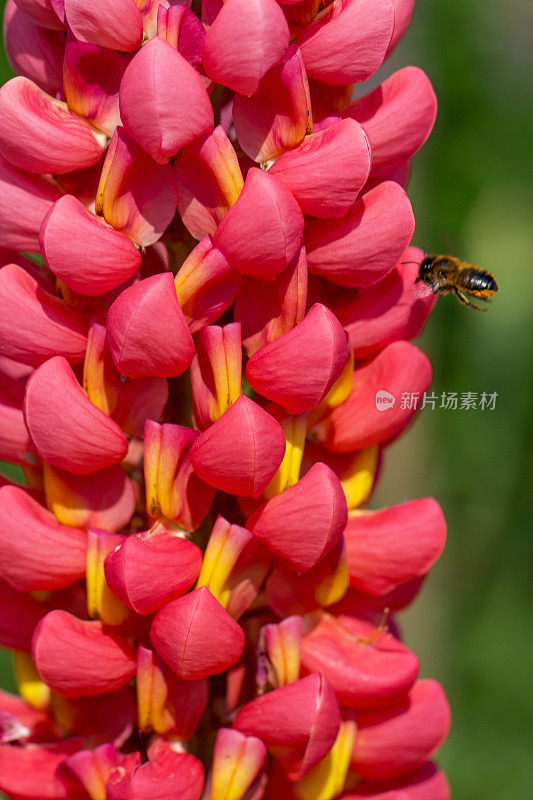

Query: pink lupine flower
[[0, 0, 451, 797]]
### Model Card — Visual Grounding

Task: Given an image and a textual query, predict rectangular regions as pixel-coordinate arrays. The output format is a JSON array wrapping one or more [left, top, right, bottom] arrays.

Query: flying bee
[[411, 255, 499, 311]]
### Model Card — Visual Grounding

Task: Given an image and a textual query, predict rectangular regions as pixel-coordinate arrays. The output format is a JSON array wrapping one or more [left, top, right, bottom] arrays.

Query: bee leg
[[431, 280, 448, 294], [454, 289, 488, 311]]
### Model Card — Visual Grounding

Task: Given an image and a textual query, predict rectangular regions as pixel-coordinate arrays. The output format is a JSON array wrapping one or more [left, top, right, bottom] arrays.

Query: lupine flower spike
[[0, 1, 450, 799]]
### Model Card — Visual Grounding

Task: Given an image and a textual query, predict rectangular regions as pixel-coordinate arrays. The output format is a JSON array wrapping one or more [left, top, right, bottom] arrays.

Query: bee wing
[[412, 279, 435, 300]]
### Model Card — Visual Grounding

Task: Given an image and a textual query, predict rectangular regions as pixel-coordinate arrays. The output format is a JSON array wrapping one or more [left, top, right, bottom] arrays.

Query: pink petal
[[60, 743, 118, 800], [345, 499, 446, 596], [0, 578, 46, 652], [0, 391, 37, 466], [344, 762, 450, 800], [269, 118, 370, 218], [150, 586, 245, 679], [333, 247, 435, 359], [156, 4, 206, 78], [190, 395, 286, 498], [4, 0, 65, 96], [313, 341, 432, 452], [0, 485, 86, 592], [64, 0, 143, 51], [106, 273, 194, 378], [143, 420, 215, 531], [107, 741, 204, 800], [52, 686, 136, 745], [246, 462, 347, 572], [202, 0, 290, 96], [232, 672, 341, 780], [0, 685, 57, 740], [265, 538, 349, 618], [190, 322, 242, 430], [40, 195, 141, 296], [0, 741, 81, 800], [234, 245, 308, 357], [211, 728, 267, 800], [0, 77, 105, 174], [13, 0, 64, 29], [343, 67, 437, 169], [175, 237, 242, 334], [233, 45, 311, 163], [300, 612, 419, 708], [213, 168, 304, 281], [96, 127, 178, 247], [308, 78, 353, 121], [201, 0, 221, 25], [296, 0, 394, 84], [364, 158, 411, 192], [112, 376, 169, 438], [0, 155, 62, 252], [333, 579, 426, 618], [196, 515, 254, 606], [63, 36, 132, 138], [50, 0, 66, 24], [119, 37, 213, 165], [246, 303, 349, 413], [352, 680, 451, 779], [305, 181, 415, 287], [386, 0, 415, 56], [24, 356, 128, 475], [85, 528, 130, 626], [0, 264, 88, 367], [258, 615, 303, 690], [136, 646, 208, 739], [43, 464, 135, 532], [174, 126, 244, 239], [104, 526, 202, 615], [32, 610, 137, 698]]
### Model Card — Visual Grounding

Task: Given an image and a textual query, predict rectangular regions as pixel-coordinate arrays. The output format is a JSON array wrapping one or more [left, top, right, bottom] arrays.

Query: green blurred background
[[0, 1, 532, 798]]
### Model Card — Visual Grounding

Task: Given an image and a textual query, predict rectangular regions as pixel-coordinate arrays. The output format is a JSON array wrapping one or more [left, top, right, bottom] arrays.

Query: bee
[[414, 255, 499, 311]]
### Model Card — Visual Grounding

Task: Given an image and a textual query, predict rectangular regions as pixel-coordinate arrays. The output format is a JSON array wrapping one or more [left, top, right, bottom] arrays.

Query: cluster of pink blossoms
[[0, 0, 451, 798]]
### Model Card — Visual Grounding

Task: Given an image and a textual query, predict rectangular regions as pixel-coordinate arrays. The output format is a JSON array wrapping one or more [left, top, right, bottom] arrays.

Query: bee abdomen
[[458, 268, 498, 295]]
